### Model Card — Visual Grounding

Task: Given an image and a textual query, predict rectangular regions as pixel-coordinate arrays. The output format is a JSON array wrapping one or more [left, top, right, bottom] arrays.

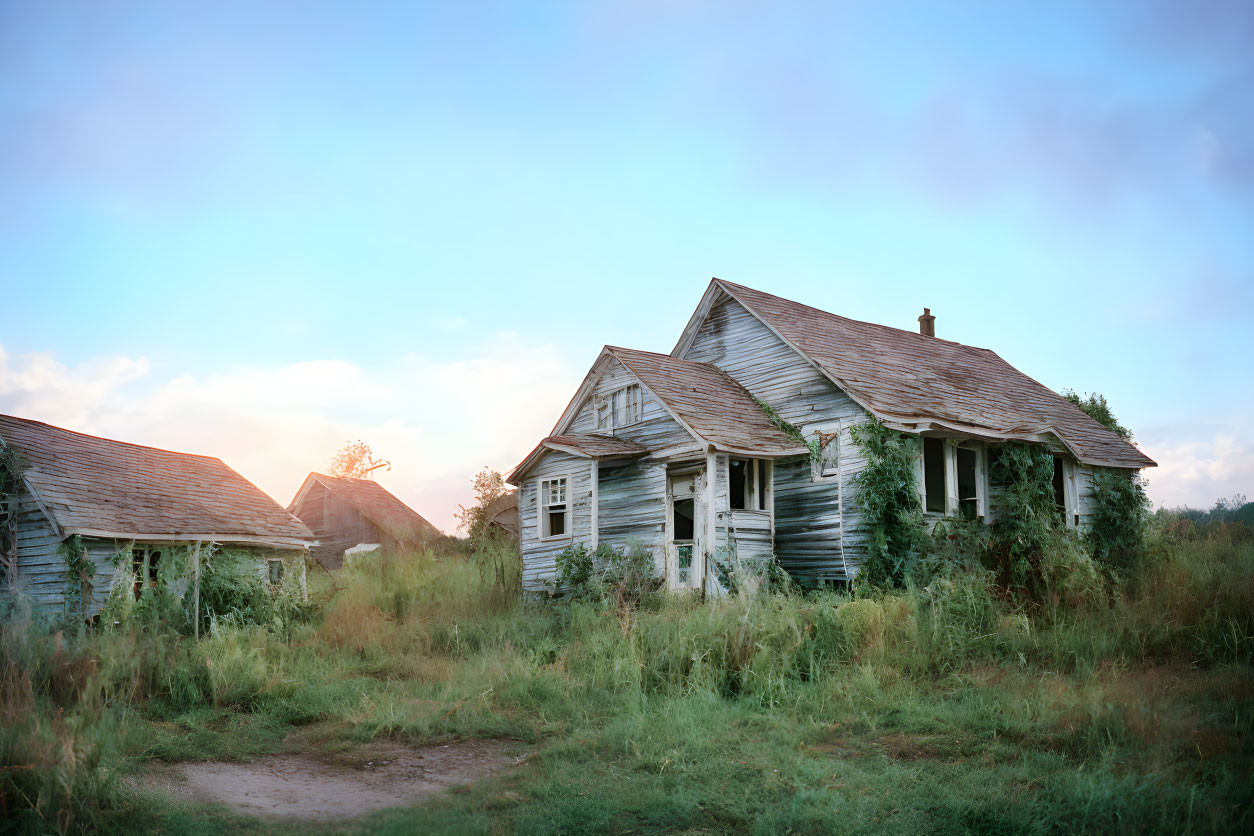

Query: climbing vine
[[1085, 468, 1151, 576], [849, 421, 930, 587], [751, 396, 822, 462], [0, 444, 30, 587], [59, 534, 96, 622]]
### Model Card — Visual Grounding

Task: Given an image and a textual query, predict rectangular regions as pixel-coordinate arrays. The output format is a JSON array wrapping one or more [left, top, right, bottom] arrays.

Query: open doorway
[[666, 467, 704, 592]]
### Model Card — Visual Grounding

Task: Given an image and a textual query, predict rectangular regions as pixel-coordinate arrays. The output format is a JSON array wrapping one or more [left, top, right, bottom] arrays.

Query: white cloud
[[0, 337, 580, 533], [1140, 430, 1254, 510]]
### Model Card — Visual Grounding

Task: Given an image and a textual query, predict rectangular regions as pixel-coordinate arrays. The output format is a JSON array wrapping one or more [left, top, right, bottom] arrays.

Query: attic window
[[596, 385, 642, 431], [923, 438, 946, 513], [540, 477, 569, 539]]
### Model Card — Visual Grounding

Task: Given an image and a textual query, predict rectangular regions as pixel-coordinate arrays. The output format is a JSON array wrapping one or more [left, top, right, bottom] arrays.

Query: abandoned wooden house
[[507, 279, 1155, 594], [288, 473, 441, 571], [0, 414, 317, 619]]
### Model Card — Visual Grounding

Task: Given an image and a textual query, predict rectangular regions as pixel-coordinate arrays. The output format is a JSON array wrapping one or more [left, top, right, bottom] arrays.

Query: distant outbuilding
[[0, 414, 316, 619], [288, 473, 440, 571]]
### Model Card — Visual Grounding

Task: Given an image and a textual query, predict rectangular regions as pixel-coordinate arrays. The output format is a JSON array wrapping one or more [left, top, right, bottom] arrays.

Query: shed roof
[[291, 473, 441, 543], [0, 414, 316, 548], [676, 280, 1155, 469]]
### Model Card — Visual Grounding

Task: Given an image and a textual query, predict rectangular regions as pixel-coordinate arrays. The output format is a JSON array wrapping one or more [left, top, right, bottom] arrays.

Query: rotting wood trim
[[59, 529, 315, 550]]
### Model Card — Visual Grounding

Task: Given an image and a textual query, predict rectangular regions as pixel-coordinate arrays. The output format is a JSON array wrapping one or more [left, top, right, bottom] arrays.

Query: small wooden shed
[[288, 473, 441, 571], [0, 414, 317, 618]]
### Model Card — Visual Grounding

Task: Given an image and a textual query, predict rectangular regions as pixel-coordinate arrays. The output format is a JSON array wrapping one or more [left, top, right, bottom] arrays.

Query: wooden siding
[[772, 454, 845, 582], [682, 294, 872, 582], [569, 356, 695, 452], [518, 450, 593, 592], [598, 459, 667, 576]]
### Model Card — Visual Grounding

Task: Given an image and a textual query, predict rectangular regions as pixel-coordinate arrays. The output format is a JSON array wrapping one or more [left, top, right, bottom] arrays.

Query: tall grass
[[2, 530, 1250, 833]]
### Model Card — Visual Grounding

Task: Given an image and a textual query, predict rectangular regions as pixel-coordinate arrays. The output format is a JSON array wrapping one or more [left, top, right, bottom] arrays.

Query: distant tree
[[456, 467, 508, 543], [1063, 390, 1132, 440], [327, 440, 389, 479]]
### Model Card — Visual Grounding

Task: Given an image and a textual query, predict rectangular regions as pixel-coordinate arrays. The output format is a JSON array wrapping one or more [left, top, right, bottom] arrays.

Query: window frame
[[595, 384, 643, 431], [728, 457, 773, 512], [807, 423, 841, 482], [920, 437, 987, 519], [538, 475, 572, 541]]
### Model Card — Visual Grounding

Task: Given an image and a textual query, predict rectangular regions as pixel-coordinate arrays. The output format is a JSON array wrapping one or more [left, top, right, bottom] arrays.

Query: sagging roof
[[542, 434, 650, 458], [677, 280, 1155, 469], [0, 414, 316, 548], [508, 346, 806, 484], [607, 347, 803, 457], [291, 473, 441, 542]]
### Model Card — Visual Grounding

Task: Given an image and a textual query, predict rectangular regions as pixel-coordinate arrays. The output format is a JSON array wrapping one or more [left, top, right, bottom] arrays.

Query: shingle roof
[[542, 434, 650, 458], [0, 414, 316, 547], [705, 280, 1155, 469], [298, 473, 441, 542], [607, 347, 803, 456]]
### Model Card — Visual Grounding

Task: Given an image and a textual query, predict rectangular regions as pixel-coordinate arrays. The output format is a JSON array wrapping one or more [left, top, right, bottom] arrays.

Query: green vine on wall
[[849, 421, 929, 587], [59, 534, 95, 622], [0, 445, 30, 585], [751, 396, 822, 462], [1085, 468, 1151, 576]]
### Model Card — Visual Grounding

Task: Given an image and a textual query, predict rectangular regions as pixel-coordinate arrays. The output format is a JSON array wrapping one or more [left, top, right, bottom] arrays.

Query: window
[[540, 477, 569, 539], [956, 448, 978, 520], [729, 458, 770, 511], [596, 385, 642, 431], [132, 547, 162, 598], [268, 559, 284, 585], [811, 431, 839, 480], [923, 438, 946, 513]]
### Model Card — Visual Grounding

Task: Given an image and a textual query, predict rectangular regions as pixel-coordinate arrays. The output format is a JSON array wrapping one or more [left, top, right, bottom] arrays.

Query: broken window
[[923, 438, 946, 513], [596, 385, 642, 431], [729, 458, 770, 511], [673, 497, 695, 541], [956, 447, 978, 520], [540, 477, 569, 538], [812, 433, 839, 480], [132, 547, 162, 597], [268, 559, 284, 585]]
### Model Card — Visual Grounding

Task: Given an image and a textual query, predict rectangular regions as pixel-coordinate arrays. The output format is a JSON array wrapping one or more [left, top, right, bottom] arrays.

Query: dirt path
[[145, 739, 524, 822]]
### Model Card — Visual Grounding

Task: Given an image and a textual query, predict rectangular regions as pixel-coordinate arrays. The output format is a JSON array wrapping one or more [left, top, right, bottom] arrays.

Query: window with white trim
[[922, 437, 946, 513], [596, 384, 642, 431], [728, 458, 771, 511], [540, 477, 569, 539]]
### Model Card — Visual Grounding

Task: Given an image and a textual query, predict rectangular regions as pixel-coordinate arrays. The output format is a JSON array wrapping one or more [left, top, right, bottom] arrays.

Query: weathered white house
[[507, 279, 1155, 593], [0, 414, 317, 618]]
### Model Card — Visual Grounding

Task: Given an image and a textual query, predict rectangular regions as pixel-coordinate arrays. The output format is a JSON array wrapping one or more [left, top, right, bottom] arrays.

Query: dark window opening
[[956, 448, 978, 520], [673, 497, 695, 541], [757, 461, 768, 511], [923, 438, 946, 513], [548, 509, 566, 537], [1052, 456, 1067, 520], [729, 459, 746, 510], [133, 548, 161, 598]]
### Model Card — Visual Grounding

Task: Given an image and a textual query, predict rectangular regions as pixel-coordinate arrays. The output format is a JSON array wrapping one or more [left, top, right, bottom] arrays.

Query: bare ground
[[142, 738, 526, 822]]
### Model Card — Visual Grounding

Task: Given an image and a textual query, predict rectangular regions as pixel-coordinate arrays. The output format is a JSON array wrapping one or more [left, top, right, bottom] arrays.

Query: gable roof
[[0, 414, 316, 548], [509, 346, 804, 483], [290, 473, 440, 542], [607, 347, 802, 456], [674, 280, 1154, 469]]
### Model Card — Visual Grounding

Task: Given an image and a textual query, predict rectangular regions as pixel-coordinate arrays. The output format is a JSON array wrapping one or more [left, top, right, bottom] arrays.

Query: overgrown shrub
[[555, 542, 662, 607], [1086, 468, 1151, 576], [849, 421, 929, 587], [985, 442, 1068, 599]]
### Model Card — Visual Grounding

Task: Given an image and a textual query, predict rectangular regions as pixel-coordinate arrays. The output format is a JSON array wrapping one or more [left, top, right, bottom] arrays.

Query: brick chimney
[[918, 307, 935, 337]]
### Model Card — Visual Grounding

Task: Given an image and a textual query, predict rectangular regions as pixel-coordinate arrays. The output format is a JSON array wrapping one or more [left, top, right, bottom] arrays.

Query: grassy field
[[2, 526, 1252, 834]]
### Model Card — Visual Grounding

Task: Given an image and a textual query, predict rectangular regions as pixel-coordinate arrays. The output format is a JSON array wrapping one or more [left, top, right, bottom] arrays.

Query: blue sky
[[1, 1, 1251, 530]]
